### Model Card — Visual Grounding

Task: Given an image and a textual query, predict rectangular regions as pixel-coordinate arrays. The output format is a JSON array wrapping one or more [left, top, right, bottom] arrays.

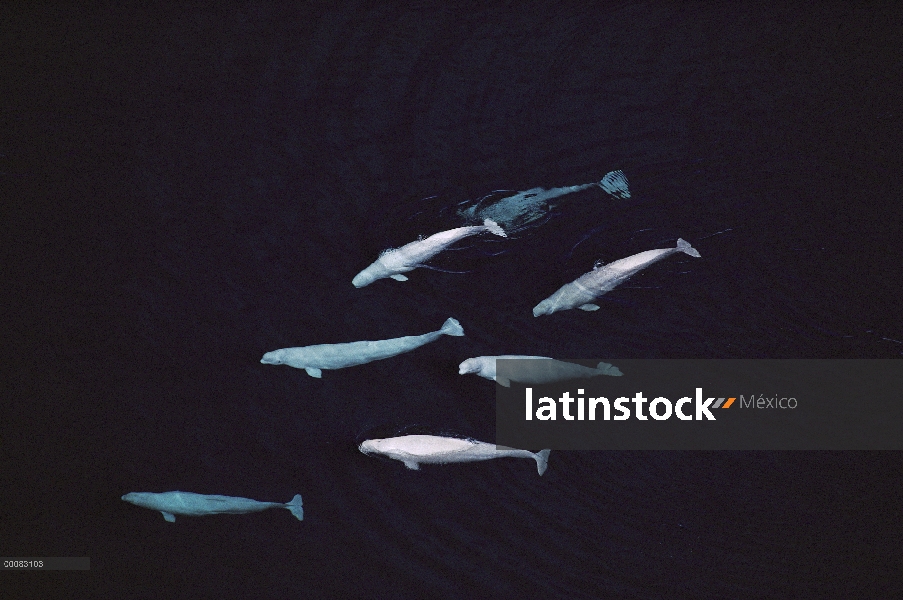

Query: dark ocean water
[[3, 2, 902, 598]]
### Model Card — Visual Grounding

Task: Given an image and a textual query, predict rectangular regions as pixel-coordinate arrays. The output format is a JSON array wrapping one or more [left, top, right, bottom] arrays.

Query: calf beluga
[[360, 434, 551, 475], [352, 219, 506, 287], [121, 491, 304, 523], [261, 318, 465, 378], [457, 170, 631, 232], [533, 238, 701, 317]]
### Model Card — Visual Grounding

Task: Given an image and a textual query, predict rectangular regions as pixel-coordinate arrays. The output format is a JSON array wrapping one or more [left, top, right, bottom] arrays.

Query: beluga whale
[[533, 238, 701, 317], [459, 356, 622, 387], [261, 318, 465, 378], [457, 170, 630, 233], [359, 434, 551, 475], [352, 219, 506, 287], [121, 491, 304, 522]]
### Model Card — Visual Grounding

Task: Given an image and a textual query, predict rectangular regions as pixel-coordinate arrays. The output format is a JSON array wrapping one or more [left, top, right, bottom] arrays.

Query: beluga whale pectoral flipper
[[121, 491, 304, 522], [261, 318, 465, 377], [352, 219, 506, 287], [533, 238, 701, 317], [360, 435, 551, 475], [459, 355, 622, 387]]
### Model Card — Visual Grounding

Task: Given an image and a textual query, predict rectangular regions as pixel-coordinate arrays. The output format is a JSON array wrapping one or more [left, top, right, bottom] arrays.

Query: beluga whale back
[[121, 491, 304, 522], [533, 238, 701, 317], [261, 318, 465, 378], [360, 434, 551, 475], [352, 219, 506, 287]]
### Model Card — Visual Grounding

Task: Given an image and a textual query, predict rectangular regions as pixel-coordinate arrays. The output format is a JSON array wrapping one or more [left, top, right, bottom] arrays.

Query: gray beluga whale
[[121, 491, 303, 523], [261, 318, 465, 378], [459, 355, 622, 387], [533, 238, 701, 317], [457, 170, 630, 232], [359, 434, 551, 475], [352, 219, 506, 287]]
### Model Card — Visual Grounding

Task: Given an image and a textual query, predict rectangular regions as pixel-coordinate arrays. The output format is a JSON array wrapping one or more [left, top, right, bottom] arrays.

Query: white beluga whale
[[352, 219, 506, 287], [360, 434, 551, 475], [459, 355, 622, 387], [121, 491, 304, 523], [533, 238, 701, 317], [261, 318, 465, 378], [457, 170, 630, 232]]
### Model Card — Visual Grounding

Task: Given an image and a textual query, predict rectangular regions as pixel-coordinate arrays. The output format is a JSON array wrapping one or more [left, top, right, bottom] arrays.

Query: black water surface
[[3, 2, 902, 598]]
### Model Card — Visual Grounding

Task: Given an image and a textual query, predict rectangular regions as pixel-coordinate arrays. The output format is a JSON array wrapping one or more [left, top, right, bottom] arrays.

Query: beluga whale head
[[358, 439, 383, 455], [121, 492, 154, 507], [352, 260, 394, 288], [532, 297, 556, 317], [458, 357, 492, 378], [260, 349, 285, 365], [458, 358, 479, 375]]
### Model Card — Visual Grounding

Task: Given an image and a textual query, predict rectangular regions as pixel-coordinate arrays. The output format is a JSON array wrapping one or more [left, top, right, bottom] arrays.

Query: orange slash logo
[[713, 397, 735, 409]]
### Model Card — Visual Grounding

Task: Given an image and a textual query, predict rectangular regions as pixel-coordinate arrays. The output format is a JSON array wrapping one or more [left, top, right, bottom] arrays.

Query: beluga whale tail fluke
[[535, 449, 551, 476], [121, 491, 304, 522], [352, 219, 506, 287], [676, 237, 701, 258], [533, 238, 701, 317], [439, 317, 465, 336], [599, 170, 630, 199], [482, 219, 506, 237], [359, 434, 551, 476], [260, 318, 465, 377], [284, 494, 305, 521]]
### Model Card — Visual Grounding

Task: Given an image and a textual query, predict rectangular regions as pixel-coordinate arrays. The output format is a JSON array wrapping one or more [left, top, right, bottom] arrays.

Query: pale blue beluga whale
[[533, 238, 701, 317], [261, 318, 465, 378], [360, 434, 551, 475], [121, 491, 304, 523], [459, 355, 622, 387], [352, 219, 506, 287], [457, 170, 630, 232]]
